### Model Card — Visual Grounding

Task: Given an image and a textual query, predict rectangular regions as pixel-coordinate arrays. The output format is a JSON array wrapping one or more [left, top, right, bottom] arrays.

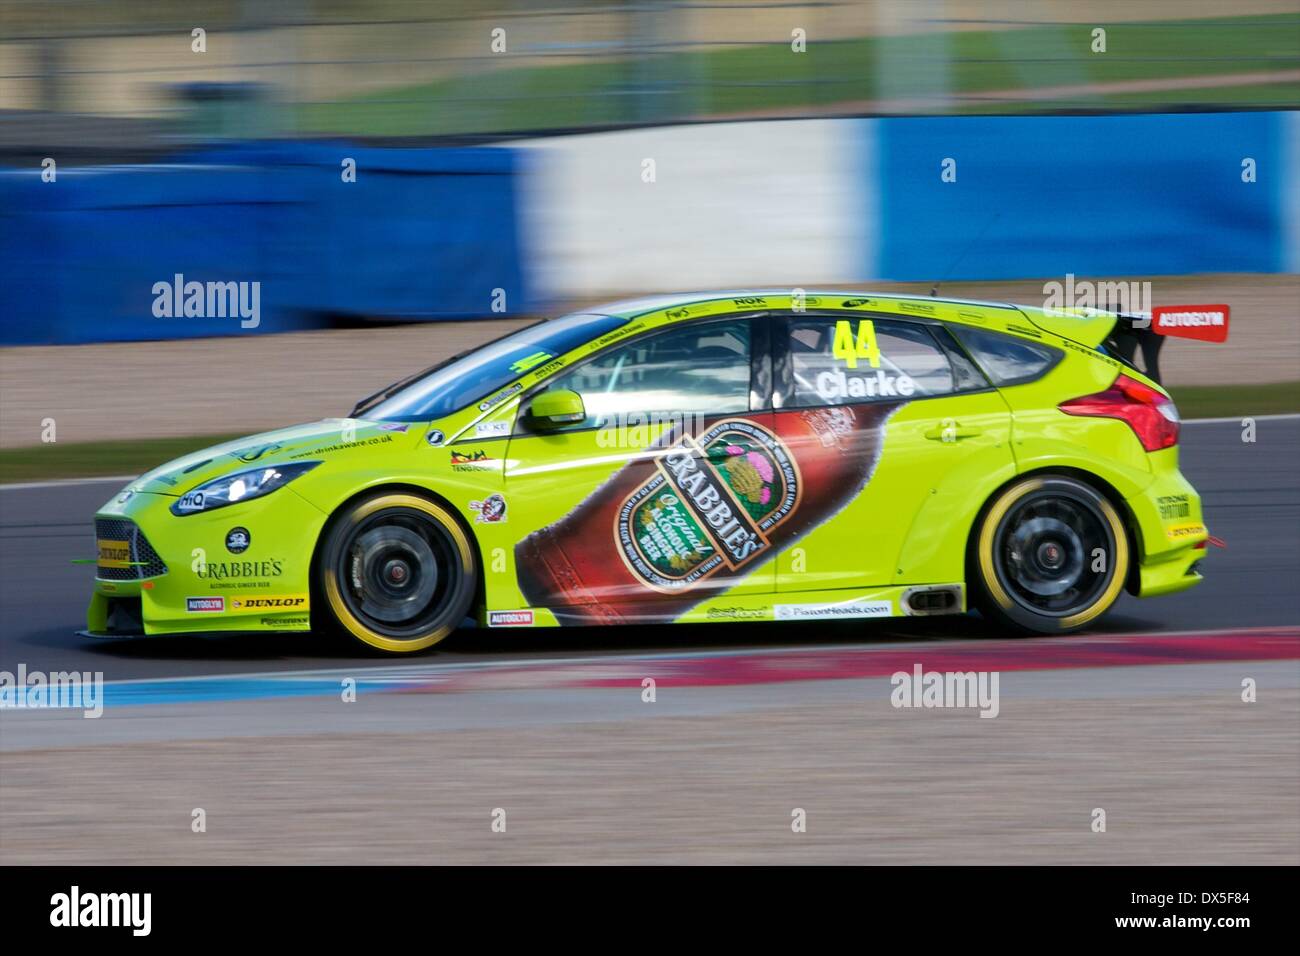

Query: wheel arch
[[966, 466, 1142, 598], [307, 482, 488, 628]]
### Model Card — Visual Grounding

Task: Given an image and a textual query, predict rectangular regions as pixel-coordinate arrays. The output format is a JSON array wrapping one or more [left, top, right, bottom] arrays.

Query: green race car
[[86, 291, 1220, 653]]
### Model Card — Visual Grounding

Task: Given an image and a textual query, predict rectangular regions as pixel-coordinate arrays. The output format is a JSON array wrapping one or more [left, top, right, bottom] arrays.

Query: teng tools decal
[[1151, 304, 1230, 343]]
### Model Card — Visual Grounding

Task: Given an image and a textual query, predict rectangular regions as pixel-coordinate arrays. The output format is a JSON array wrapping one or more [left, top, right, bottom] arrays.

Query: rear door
[[771, 311, 1014, 591]]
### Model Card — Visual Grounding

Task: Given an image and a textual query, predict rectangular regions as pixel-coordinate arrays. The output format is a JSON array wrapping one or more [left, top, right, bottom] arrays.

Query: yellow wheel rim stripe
[[324, 494, 474, 653]]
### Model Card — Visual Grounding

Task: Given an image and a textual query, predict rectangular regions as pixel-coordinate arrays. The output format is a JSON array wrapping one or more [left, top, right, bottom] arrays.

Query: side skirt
[[481, 583, 967, 628]]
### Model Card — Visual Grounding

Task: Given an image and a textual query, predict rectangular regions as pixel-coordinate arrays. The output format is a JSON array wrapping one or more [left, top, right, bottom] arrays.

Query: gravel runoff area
[[1, 274, 1296, 448], [1, 686, 1296, 865]]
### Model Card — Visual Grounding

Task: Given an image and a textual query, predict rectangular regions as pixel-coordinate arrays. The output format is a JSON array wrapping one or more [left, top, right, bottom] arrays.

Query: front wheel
[[318, 492, 477, 653], [971, 476, 1129, 634]]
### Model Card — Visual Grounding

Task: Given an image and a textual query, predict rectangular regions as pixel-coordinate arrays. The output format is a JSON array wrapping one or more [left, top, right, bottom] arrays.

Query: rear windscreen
[[952, 327, 1062, 387]]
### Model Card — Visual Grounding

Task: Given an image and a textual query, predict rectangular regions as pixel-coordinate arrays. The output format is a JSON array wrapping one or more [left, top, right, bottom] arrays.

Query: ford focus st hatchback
[[85, 290, 1221, 653]]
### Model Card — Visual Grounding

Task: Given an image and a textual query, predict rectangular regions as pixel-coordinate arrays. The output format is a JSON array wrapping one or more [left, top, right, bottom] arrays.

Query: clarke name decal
[[815, 368, 916, 402]]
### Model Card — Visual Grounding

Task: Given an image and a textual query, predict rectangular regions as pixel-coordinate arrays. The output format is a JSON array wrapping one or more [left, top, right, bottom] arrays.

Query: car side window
[[786, 316, 955, 407], [537, 319, 752, 432], [951, 327, 1062, 386]]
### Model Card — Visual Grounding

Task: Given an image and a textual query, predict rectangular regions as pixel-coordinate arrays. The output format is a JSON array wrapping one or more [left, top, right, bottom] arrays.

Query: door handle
[[924, 421, 982, 441]]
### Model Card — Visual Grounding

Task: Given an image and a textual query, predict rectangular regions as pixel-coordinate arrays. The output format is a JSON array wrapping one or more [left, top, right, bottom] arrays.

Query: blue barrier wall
[[481, 109, 1300, 301], [873, 111, 1290, 281], [0, 142, 531, 345], [2, 112, 1295, 345]]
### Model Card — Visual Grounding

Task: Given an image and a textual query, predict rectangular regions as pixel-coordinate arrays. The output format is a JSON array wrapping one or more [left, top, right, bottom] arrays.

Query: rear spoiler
[[1106, 304, 1230, 386]]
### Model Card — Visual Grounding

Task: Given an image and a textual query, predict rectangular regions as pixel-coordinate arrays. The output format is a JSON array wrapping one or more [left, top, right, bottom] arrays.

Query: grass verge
[[1, 383, 1296, 483], [297, 13, 1300, 136], [1165, 381, 1300, 420], [0, 433, 247, 485]]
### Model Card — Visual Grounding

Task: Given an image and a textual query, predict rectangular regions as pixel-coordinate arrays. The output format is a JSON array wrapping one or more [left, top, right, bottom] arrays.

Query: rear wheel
[[319, 492, 477, 653], [971, 476, 1129, 634]]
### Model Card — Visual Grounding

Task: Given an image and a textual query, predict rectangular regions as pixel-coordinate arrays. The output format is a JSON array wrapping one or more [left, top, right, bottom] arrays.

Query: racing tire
[[971, 475, 1129, 635], [319, 492, 477, 653]]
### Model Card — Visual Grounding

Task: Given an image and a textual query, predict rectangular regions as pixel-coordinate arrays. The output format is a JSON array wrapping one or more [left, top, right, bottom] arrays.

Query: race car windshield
[[361, 312, 629, 421]]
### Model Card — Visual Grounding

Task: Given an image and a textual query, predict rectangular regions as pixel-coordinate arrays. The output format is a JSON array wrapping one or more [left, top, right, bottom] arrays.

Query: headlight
[[171, 462, 320, 515]]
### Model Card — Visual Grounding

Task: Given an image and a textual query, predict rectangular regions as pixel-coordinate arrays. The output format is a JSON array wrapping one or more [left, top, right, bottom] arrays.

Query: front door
[[505, 314, 777, 623]]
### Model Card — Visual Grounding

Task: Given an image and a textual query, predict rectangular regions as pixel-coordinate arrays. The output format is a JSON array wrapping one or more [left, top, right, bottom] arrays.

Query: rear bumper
[[1124, 450, 1209, 598], [1134, 545, 1205, 598]]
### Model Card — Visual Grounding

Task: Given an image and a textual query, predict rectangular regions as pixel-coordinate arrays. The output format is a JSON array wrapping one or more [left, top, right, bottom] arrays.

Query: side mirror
[[523, 389, 586, 429]]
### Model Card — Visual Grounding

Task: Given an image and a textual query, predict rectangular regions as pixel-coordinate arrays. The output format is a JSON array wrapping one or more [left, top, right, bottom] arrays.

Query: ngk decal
[[1151, 304, 1230, 343]]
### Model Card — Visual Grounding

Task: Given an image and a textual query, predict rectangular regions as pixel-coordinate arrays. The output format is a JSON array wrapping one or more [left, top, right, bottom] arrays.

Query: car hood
[[128, 419, 420, 495]]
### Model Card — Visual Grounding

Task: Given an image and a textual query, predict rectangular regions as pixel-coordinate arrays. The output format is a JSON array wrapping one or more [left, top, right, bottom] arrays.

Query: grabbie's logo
[[196, 559, 283, 579], [616, 420, 800, 592]]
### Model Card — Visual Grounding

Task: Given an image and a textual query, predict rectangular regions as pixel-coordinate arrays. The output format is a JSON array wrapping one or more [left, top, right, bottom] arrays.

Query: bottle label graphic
[[615, 420, 800, 592]]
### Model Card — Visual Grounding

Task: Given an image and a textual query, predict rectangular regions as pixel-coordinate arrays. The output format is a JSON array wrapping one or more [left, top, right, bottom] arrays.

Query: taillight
[[1059, 374, 1180, 452]]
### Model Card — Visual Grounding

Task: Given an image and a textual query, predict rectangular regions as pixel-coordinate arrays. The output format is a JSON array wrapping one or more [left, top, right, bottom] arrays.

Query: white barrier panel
[[516, 119, 870, 300]]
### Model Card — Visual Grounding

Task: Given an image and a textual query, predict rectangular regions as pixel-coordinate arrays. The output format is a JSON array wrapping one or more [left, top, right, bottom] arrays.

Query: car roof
[[587, 289, 1023, 320]]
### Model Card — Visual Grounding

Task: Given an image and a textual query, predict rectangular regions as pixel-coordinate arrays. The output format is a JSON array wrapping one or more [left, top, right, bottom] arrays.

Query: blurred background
[[1, 0, 1298, 463], [1, 3, 1298, 869], [4, 0, 1298, 146]]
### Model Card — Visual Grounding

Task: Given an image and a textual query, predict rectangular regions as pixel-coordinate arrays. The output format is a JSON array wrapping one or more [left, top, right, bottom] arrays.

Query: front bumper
[[86, 487, 325, 636]]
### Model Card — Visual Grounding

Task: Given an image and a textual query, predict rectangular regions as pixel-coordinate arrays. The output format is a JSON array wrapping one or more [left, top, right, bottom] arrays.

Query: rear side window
[[952, 327, 1062, 386], [785, 316, 955, 407]]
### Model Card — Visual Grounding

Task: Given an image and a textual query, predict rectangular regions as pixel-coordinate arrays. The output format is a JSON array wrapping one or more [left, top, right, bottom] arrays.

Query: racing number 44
[[832, 319, 881, 369]]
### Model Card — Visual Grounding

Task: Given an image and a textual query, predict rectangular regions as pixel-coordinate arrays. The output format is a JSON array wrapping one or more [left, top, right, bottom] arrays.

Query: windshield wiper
[[349, 351, 469, 418]]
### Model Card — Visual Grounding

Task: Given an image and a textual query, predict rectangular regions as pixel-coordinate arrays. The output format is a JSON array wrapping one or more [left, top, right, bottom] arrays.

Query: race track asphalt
[[2, 417, 1297, 683], [2, 418, 1298, 864]]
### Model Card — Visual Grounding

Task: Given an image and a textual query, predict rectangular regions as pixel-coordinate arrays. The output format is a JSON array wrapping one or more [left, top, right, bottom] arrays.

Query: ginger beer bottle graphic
[[515, 402, 902, 624]]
